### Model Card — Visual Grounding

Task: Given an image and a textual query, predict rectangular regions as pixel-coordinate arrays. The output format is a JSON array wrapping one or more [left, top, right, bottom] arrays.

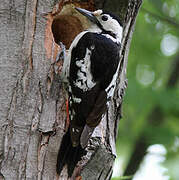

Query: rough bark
[[0, 0, 142, 179]]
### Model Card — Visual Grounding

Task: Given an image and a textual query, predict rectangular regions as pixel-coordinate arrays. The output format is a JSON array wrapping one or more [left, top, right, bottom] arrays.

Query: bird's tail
[[56, 128, 86, 177]]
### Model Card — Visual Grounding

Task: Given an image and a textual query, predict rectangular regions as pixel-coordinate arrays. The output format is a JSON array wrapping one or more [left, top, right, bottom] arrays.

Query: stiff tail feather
[[56, 128, 86, 177]]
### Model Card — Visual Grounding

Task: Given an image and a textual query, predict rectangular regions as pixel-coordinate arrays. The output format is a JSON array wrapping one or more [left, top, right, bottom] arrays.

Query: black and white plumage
[[57, 7, 123, 176]]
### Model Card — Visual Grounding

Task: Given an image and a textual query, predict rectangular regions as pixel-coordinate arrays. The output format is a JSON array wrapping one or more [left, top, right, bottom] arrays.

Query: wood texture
[[0, 0, 142, 179]]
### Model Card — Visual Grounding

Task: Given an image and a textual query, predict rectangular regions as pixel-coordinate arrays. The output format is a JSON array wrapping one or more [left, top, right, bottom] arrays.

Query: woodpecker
[[57, 7, 123, 176]]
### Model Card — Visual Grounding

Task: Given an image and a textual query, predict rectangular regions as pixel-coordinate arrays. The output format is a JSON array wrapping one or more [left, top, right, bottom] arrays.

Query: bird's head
[[75, 7, 123, 43]]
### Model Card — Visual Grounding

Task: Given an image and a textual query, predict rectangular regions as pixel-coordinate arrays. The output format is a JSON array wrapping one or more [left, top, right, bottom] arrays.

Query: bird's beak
[[75, 7, 99, 25]]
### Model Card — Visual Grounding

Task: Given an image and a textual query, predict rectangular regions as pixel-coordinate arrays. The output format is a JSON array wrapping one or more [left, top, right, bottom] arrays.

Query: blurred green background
[[113, 0, 179, 179]]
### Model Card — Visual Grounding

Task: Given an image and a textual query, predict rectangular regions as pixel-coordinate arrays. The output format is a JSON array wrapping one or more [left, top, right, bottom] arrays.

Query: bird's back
[[67, 32, 120, 146]]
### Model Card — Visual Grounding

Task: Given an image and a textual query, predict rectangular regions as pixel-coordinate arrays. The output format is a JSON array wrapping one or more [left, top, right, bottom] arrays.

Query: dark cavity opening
[[51, 15, 83, 49]]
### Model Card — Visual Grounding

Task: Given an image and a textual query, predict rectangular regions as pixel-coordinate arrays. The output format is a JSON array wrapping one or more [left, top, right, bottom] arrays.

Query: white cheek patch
[[99, 15, 123, 43], [103, 15, 120, 32]]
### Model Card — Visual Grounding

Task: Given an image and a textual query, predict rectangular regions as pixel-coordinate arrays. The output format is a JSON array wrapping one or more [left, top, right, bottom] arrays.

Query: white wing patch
[[105, 70, 118, 100], [61, 31, 88, 84], [72, 96, 82, 103], [74, 47, 96, 91]]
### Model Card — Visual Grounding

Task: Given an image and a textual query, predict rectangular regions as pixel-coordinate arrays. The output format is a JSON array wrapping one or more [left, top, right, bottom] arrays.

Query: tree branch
[[141, 8, 179, 28], [167, 53, 179, 87]]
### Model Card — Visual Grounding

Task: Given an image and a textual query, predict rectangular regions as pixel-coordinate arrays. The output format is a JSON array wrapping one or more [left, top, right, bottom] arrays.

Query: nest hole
[[52, 15, 83, 49]]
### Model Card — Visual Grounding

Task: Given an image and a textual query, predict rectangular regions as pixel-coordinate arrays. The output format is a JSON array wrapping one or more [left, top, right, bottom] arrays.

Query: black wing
[[69, 32, 120, 146], [70, 32, 120, 90], [56, 33, 120, 176]]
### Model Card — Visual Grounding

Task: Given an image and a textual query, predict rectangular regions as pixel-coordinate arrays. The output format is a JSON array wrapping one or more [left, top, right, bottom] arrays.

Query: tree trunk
[[0, 0, 142, 179]]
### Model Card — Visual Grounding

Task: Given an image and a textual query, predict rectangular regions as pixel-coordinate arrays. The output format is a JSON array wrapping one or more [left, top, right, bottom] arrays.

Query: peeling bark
[[0, 0, 142, 179]]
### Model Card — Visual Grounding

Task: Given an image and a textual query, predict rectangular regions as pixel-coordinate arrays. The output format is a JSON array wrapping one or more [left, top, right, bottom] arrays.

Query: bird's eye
[[101, 15, 108, 21]]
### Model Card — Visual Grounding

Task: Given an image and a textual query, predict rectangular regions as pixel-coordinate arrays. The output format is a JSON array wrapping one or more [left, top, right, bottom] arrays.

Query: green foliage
[[112, 176, 133, 180], [113, 0, 179, 179]]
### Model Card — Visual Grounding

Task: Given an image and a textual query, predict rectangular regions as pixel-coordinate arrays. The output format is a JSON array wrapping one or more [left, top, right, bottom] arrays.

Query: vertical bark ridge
[[22, 0, 38, 93]]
